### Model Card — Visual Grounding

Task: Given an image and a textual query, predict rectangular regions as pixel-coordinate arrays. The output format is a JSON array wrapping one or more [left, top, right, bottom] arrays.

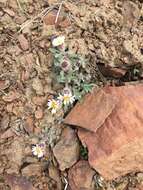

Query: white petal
[[47, 101, 52, 107], [51, 109, 56, 114], [37, 152, 44, 158], [52, 36, 65, 47], [32, 147, 38, 156], [70, 96, 75, 104], [57, 95, 63, 101]]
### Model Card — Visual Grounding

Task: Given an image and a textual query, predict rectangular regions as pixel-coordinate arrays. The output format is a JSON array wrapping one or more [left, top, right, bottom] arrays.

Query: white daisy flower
[[32, 144, 45, 158], [48, 99, 60, 114], [58, 92, 75, 106], [52, 36, 65, 47]]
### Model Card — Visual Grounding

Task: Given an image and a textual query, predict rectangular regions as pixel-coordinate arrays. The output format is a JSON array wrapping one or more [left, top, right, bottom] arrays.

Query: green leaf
[[82, 83, 94, 93], [73, 88, 82, 100], [57, 71, 66, 83], [49, 48, 60, 54]]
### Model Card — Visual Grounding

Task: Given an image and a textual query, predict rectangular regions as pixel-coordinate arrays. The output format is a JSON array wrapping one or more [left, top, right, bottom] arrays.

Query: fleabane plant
[[58, 88, 75, 106], [50, 36, 94, 102]]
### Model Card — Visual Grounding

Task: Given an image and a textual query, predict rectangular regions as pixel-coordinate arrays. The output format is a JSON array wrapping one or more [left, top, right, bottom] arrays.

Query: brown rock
[[2, 91, 21, 102], [32, 96, 47, 106], [53, 127, 80, 171], [35, 107, 43, 119], [24, 116, 34, 133], [34, 126, 42, 135], [116, 179, 128, 190], [21, 163, 42, 177], [43, 10, 71, 27], [4, 174, 36, 190], [98, 65, 126, 78], [5, 138, 25, 174], [43, 10, 63, 25], [48, 0, 59, 6], [136, 184, 143, 190], [1, 128, 15, 139], [18, 34, 29, 51], [3, 8, 15, 17], [32, 78, 44, 95], [0, 115, 10, 130], [6, 103, 14, 112], [77, 85, 143, 180], [65, 88, 117, 133], [68, 160, 95, 190], [48, 164, 62, 190], [0, 80, 10, 90]]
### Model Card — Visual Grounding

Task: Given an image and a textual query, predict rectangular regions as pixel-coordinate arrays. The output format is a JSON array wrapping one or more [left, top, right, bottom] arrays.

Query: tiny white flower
[[32, 144, 45, 158], [52, 36, 65, 47], [48, 99, 60, 114], [58, 92, 75, 106]]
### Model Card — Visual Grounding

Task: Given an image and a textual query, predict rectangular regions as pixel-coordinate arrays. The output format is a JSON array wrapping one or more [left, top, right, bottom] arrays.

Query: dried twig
[[64, 177, 68, 190], [55, 1, 63, 24], [17, 0, 24, 12]]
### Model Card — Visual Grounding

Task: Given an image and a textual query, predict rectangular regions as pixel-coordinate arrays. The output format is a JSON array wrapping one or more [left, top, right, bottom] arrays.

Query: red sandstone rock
[[43, 10, 71, 27], [66, 84, 143, 180], [68, 160, 95, 190], [65, 88, 117, 133]]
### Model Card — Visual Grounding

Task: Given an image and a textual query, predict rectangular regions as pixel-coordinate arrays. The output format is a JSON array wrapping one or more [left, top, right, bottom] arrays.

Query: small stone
[[35, 107, 43, 119], [98, 65, 126, 78], [5, 138, 25, 174], [23, 156, 37, 164], [21, 163, 42, 177], [4, 174, 36, 190], [137, 173, 143, 182], [2, 91, 20, 102], [48, 0, 59, 6], [53, 127, 80, 171], [0, 115, 10, 130], [43, 10, 70, 28], [30, 137, 39, 145], [43, 10, 62, 25], [116, 179, 128, 190], [6, 103, 14, 112], [0, 80, 10, 90], [48, 164, 62, 190], [3, 8, 15, 17], [1, 128, 15, 139], [32, 96, 47, 106], [32, 78, 44, 95], [24, 116, 34, 134], [68, 160, 95, 190], [18, 34, 29, 51]]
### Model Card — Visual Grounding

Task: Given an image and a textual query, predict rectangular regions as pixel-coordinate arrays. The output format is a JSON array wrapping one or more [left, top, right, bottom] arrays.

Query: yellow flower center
[[51, 101, 58, 109], [35, 147, 42, 154], [64, 95, 70, 102]]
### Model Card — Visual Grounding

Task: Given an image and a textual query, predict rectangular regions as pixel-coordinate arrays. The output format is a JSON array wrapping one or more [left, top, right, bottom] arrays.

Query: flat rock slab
[[53, 127, 80, 171], [4, 174, 36, 190], [66, 84, 143, 180], [65, 88, 117, 133]]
